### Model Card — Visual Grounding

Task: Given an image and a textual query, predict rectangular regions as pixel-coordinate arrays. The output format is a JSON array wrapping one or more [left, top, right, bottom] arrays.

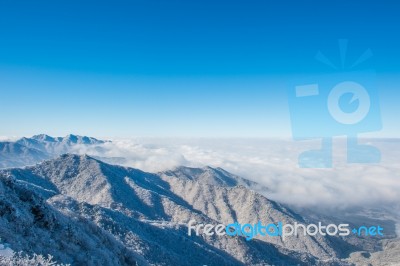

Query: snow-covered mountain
[[0, 135, 398, 265], [28, 134, 106, 145], [17, 134, 107, 154], [0, 134, 107, 169], [0, 154, 376, 265], [0, 142, 50, 169]]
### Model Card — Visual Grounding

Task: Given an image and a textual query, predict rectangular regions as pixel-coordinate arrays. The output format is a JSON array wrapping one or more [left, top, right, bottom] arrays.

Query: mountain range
[[0, 135, 398, 265], [0, 134, 106, 168]]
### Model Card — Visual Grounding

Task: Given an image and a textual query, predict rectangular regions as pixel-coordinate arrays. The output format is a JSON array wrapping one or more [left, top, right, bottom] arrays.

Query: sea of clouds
[[69, 137, 400, 209]]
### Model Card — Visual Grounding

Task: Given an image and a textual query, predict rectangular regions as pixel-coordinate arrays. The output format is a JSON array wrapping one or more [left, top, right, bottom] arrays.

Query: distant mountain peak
[[1, 134, 110, 169], [32, 134, 57, 142], [30, 134, 107, 144], [64, 134, 107, 145], [64, 134, 78, 142]]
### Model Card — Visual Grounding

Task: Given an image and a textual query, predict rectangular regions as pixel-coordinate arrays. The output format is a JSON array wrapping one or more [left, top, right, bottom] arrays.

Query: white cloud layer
[[70, 138, 400, 208], [0, 136, 18, 141]]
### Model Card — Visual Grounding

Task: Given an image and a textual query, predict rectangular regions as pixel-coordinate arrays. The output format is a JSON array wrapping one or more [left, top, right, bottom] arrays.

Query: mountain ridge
[[1, 135, 396, 265], [0, 134, 108, 169], [0, 153, 358, 265]]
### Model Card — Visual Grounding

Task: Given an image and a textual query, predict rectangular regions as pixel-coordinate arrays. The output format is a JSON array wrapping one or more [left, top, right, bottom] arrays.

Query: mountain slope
[[163, 166, 266, 189], [0, 142, 50, 169], [160, 167, 355, 259], [0, 174, 143, 265], [0, 154, 354, 265]]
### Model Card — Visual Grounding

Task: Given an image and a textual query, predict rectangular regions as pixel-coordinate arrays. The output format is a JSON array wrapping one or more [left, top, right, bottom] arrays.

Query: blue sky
[[0, 0, 399, 138]]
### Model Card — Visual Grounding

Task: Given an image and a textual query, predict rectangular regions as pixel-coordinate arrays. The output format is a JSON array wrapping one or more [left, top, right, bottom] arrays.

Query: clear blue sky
[[0, 0, 399, 138]]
